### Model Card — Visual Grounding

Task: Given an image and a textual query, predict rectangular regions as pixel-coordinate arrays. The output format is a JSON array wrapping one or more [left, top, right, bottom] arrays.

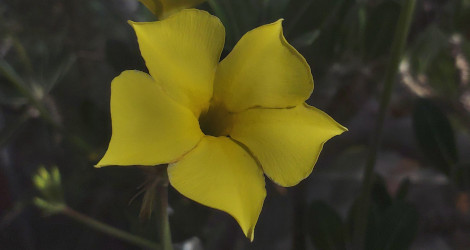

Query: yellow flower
[[139, 0, 205, 19], [97, 9, 347, 241]]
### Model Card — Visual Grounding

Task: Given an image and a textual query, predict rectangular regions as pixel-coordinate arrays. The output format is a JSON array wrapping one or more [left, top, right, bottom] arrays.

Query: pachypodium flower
[[139, 0, 205, 19], [97, 9, 347, 240]]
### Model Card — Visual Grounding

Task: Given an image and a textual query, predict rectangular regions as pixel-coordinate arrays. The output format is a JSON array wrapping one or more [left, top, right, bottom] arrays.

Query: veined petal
[[230, 104, 347, 187], [97, 70, 203, 167], [130, 9, 225, 116], [139, 0, 205, 19], [213, 19, 313, 112], [168, 136, 266, 241]]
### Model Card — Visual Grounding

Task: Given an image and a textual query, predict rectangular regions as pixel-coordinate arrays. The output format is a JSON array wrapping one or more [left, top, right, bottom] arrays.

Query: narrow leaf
[[412, 98, 458, 176], [307, 201, 346, 250]]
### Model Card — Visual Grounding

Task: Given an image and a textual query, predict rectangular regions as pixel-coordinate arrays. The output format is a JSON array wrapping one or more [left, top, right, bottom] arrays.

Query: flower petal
[[97, 70, 203, 167], [168, 136, 266, 241], [130, 9, 225, 116], [139, 0, 205, 19], [230, 104, 347, 187], [213, 19, 313, 112]]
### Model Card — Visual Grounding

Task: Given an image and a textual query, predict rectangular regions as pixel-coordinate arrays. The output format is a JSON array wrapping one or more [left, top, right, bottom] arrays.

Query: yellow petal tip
[[335, 122, 349, 135], [248, 229, 255, 242]]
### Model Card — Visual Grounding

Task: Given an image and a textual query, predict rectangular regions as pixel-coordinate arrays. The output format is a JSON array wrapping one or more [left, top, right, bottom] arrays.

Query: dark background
[[1, 0, 470, 249]]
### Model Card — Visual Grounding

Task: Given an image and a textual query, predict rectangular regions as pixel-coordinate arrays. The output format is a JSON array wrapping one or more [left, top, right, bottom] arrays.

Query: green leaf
[[291, 29, 321, 48], [364, 1, 401, 59], [366, 201, 419, 250], [44, 54, 76, 93], [263, 0, 290, 20], [427, 50, 459, 97], [347, 196, 381, 249], [0, 58, 31, 99], [285, 0, 353, 68], [371, 175, 392, 212], [408, 25, 448, 74], [307, 201, 346, 250], [412, 98, 458, 176], [0, 111, 30, 148], [105, 39, 146, 73], [395, 178, 411, 200], [454, 163, 470, 191], [453, 0, 470, 35]]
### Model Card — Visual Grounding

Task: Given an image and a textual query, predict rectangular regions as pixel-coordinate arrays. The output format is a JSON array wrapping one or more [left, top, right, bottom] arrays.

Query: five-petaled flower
[[97, 9, 347, 241]]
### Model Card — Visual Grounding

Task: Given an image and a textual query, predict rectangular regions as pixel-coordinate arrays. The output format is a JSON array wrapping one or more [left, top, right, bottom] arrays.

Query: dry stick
[[353, 0, 417, 249]]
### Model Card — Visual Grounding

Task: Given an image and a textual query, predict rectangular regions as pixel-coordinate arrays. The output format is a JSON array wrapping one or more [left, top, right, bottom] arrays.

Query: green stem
[[156, 169, 173, 250], [61, 206, 161, 249], [353, 0, 416, 249]]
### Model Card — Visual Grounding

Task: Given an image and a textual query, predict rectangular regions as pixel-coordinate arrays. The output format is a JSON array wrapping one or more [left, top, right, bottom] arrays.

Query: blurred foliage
[[413, 98, 458, 176], [1, 0, 470, 249]]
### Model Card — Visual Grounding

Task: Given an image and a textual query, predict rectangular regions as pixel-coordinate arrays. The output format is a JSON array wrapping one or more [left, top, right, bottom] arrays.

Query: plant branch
[[353, 0, 417, 249], [61, 206, 161, 249]]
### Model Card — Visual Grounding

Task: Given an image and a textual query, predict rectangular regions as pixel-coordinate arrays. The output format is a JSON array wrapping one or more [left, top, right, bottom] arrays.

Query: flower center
[[198, 101, 233, 137]]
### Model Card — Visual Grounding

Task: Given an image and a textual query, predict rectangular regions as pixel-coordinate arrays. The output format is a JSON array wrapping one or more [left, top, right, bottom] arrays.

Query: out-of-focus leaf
[[44, 55, 76, 93], [286, 0, 345, 34], [366, 201, 419, 250], [338, 4, 367, 54], [371, 175, 392, 211], [364, 1, 400, 59], [105, 39, 146, 73], [0, 110, 30, 148], [0, 59, 30, 98], [427, 50, 459, 97], [454, 163, 470, 191], [407, 25, 458, 97], [348, 176, 415, 249], [347, 196, 378, 248], [291, 29, 320, 48], [263, 0, 290, 20], [453, 0, 470, 36], [285, 0, 352, 69], [12, 37, 33, 74], [212, 0, 260, 48], [395, 178, 411, 200], [412, 98, 458, 176], [307, 201, 346, 250], [409, 25, 448, 73]]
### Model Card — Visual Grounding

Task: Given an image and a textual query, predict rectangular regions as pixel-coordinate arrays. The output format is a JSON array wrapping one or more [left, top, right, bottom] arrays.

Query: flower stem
[[353, 0, 416, 249], [156, 169, 173, 250], [61, 206, 161, 249]]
